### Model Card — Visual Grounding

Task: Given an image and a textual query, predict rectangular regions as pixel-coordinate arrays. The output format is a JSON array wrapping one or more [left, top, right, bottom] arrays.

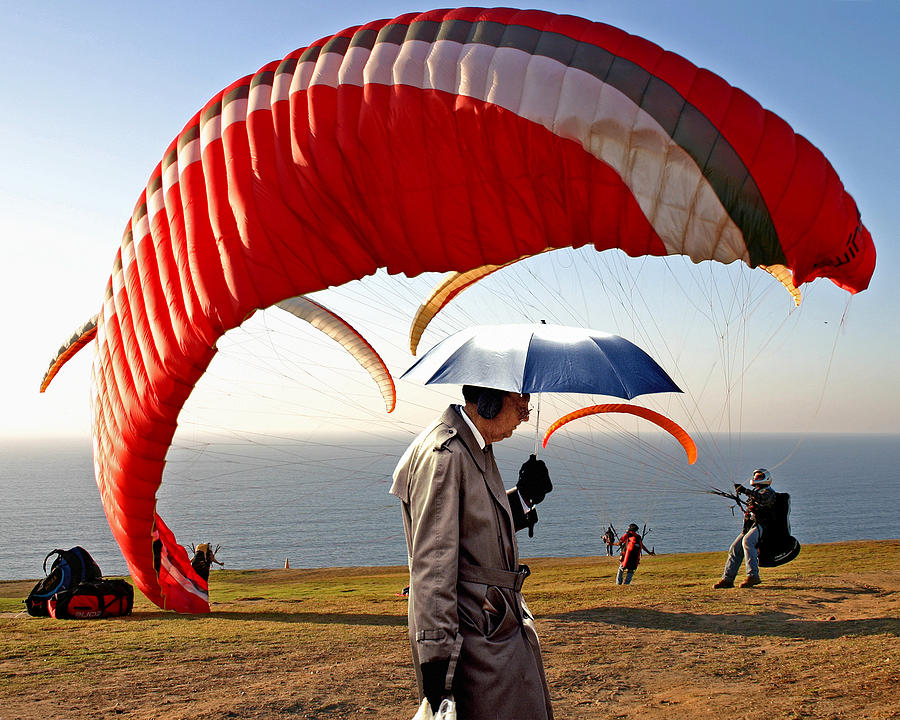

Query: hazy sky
[[2, 0, 898, 441]]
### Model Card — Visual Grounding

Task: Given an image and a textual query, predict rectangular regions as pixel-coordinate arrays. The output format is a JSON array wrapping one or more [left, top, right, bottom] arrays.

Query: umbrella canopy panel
[[401, 324, 681, 399]]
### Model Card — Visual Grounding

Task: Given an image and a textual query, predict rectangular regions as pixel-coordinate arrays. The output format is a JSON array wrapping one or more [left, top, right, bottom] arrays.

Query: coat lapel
[[441, 407, 486, 473], [444, 409, 502, 498], [442, 407, 516, 553]]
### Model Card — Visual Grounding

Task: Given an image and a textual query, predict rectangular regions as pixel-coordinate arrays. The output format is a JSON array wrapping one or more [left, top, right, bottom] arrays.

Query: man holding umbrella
[[393, 322, 682, 717], [391, 384, 555, 719]]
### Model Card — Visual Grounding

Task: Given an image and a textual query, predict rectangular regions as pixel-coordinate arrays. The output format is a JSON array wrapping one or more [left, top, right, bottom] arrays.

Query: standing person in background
[[189, 543, 223, 582], [616, 523, 654, 585], [391, 385, 554, 719], [602, 526, 617, 557], [715, 468, 777, 588]]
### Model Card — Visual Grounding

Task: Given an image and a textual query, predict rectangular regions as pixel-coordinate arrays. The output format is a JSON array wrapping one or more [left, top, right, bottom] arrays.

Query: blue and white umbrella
[[401, 323, 681, 399]]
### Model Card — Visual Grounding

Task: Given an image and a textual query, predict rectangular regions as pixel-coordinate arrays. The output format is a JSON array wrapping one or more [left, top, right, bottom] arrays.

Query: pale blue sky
[[1, 0, 897, 440]]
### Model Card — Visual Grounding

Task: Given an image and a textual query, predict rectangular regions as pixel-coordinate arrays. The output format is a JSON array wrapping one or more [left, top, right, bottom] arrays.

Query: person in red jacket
[[616, 524, 654, 585]]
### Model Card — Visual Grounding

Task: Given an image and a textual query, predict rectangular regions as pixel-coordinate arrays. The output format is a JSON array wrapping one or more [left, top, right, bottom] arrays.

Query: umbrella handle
[[533, 320, 546, 457]]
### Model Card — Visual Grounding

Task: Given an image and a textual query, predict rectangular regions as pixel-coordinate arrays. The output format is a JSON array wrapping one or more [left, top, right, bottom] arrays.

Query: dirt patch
[[542, 570, 899, 720]]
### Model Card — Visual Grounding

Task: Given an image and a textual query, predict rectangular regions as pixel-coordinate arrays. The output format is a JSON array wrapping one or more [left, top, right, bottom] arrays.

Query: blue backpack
[[25, 547, 102, 617]]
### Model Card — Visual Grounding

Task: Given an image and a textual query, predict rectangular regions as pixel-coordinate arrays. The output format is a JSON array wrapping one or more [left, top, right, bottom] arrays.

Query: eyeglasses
[[508, 394, 532, 418]]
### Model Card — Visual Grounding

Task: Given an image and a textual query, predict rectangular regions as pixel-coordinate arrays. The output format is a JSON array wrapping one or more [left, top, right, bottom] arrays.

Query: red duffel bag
[[48, 578, 134, 619]]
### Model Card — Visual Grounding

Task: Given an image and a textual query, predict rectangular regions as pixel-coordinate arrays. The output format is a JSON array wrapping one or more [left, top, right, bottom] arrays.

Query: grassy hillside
[[1, 540, 898, 719]]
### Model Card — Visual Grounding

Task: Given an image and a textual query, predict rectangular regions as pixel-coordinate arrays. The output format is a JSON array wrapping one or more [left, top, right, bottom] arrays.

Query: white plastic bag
[[411, 697, 457, 720]]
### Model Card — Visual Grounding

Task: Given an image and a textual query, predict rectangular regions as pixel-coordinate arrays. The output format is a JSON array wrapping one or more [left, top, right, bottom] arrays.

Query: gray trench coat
[[390, 405, 553, 720]]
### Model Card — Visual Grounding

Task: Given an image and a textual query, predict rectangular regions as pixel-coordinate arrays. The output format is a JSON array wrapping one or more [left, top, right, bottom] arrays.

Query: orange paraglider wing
[[409, 249, 554, 355], [40, 315, 98, 393], [543, 404, 698, 465]]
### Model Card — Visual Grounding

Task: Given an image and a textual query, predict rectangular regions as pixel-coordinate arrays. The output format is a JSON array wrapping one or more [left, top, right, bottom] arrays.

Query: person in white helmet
[[714, 468, 777, 588]]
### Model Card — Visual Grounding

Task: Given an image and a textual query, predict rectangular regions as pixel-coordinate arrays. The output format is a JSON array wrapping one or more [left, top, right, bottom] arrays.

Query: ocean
[[1, 433, 897, 582]]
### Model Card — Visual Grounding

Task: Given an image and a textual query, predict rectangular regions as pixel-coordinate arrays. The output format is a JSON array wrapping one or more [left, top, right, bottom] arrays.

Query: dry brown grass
[[1, 541, 898, 719]]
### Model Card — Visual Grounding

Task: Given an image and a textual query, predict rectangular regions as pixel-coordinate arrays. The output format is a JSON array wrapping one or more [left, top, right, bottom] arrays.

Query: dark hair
[[627, 523, 639, 532], [462, 385, 506, 419]]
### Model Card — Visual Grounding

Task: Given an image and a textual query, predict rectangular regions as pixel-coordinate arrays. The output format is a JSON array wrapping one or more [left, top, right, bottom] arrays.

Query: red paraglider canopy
[[78, 7, 874, 612]]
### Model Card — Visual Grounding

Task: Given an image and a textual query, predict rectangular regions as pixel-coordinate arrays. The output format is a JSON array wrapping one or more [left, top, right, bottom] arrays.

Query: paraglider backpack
[[758, 492, 801, 567], [25, 546, 102, 617], [48, 578, 134, 619]]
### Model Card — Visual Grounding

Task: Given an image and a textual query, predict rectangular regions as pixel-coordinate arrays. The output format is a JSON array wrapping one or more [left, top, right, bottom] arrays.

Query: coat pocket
[[481, 585, 518, 639], [458, 583, 519, 640]]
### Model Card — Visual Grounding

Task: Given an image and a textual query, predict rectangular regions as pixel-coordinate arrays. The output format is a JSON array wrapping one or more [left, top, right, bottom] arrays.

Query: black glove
[[420, 658, 450, 712], [517, 454, 552, 506], [734, 483, 746, 496]]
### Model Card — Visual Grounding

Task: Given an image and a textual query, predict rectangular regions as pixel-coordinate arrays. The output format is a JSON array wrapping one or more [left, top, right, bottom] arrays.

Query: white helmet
[[750, 468, 772, 487]]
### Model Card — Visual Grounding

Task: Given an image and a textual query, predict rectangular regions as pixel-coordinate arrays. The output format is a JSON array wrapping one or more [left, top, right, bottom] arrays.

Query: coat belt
[[458, 562, 531, 591]]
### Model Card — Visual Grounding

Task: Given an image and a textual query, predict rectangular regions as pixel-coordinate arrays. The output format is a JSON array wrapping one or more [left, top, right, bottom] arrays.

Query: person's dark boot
[[740, 574, 762, 588], [713, 577, 734, 589]]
